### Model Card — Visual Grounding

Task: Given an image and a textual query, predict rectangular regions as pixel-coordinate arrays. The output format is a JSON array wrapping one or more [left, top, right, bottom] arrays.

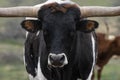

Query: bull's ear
[[76, 20, 99, 33], [21, 20, 42, 33]]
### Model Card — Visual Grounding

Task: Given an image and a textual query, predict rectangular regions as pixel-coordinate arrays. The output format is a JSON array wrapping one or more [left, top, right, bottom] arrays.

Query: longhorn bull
[[0, 0, 120, 80]]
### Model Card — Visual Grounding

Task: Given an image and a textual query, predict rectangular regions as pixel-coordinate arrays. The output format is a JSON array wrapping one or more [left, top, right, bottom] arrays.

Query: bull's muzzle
[[48, 53, 68, 67]]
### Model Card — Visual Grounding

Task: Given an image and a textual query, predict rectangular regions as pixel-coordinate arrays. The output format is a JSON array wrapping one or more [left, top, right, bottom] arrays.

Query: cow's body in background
[[92, 33, 120, 80]]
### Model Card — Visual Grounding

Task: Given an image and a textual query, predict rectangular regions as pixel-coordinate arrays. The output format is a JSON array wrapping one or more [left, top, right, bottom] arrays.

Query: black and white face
[[42, 13, 77, 67], [21, 4, 98, 68], [38, 5, 82, 67]]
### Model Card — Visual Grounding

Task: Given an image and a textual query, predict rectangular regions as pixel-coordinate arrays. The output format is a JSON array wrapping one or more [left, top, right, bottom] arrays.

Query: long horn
[[0, 6, 40, 17], [80, 6, 120, 18], [103, 19, 109, 39]]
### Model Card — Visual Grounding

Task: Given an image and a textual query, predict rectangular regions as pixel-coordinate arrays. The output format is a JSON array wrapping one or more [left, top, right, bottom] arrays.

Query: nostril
[[48, 53, 68, 67], [60, 55, 65, 62]]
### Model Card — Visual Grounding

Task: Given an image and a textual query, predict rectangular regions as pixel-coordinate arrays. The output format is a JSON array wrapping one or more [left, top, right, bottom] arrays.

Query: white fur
[[28, 57, 46, 80], [87, 34, 96, 80], [108, 35, 115, 40], [95, 65, 101, 70], [25, 17, 46, 80], [36, 57, 47, 80], [33, 0, 74, 9], [47, 0, 72, 3], [25, 31, 29, 38], [36, 31, 40, 36], [24, 47, 46, 80]]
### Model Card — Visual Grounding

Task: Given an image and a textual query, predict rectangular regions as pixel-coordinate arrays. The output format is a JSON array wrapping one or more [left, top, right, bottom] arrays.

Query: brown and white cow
[[92, 33, 120, 80]]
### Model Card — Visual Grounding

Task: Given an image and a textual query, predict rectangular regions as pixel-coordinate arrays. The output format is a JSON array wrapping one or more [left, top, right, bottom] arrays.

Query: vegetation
[[94, 59, 120, 80], [0, 51, 120, 80], [0, 63, 27, 80], [0, 0, 120, 80]]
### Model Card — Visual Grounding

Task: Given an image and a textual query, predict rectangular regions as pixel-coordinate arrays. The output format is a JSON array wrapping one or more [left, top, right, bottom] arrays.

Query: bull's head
[[0, 1, 120, 67], [21, 3, 99, 67]]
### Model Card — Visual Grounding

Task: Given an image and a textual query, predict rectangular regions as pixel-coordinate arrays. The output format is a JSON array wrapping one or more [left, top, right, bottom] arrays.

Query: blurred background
[[0, 0, 119, 80]]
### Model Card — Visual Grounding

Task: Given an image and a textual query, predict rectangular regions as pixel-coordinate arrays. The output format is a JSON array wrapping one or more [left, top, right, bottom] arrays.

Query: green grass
[[0, 39, 24, 46], [101, 59, 120, 80], [0, 40, 27, 80], [0, 41, 23, 54], [74, 0, 113, 6], [0, 63, 28, 80], [94, 59, 120, 80]]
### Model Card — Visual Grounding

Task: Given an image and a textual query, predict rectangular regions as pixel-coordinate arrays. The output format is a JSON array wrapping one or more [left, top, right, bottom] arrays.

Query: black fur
[[22, 3, 99, 80]]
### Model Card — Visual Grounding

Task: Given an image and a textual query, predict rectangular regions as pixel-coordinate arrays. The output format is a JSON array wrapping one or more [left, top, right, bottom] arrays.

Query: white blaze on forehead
[[47, 0, 73, 4], [87, 34, 96, 80], [26, 1, 73, 19], [33, 0, 74, 9], [48, 0, 71, 1], [24, 0, 74, 38]]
